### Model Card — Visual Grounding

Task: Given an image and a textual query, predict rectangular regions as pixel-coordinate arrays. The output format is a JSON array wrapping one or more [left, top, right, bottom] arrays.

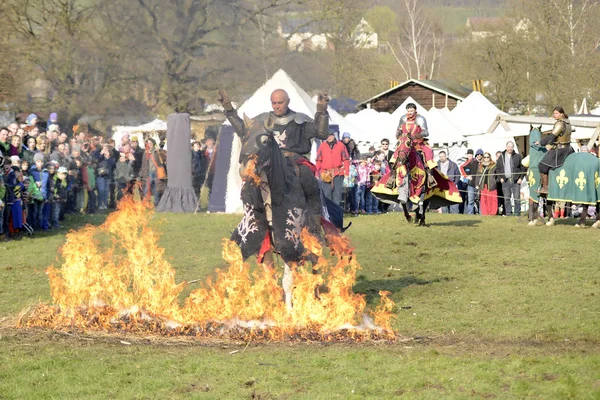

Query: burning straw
[[18, 197, 397, 342]]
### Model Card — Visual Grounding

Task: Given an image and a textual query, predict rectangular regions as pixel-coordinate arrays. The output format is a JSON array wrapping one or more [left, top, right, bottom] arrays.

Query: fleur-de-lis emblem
[[575, 171, 587, 191], [595, 172, 600, 189], [556, 169, 569, 189], [528, 170, 535, 187]]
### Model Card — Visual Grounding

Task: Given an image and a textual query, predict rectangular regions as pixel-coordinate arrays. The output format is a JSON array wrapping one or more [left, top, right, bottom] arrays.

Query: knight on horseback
[[538, 106, 574, 194], [218, 89, 331, 239], [370, 103, 462, 225]]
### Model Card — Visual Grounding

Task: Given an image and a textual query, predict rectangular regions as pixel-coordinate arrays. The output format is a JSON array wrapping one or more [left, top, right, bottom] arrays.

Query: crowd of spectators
[[0, 114, 173, 240], [325, 133, 535, 217]]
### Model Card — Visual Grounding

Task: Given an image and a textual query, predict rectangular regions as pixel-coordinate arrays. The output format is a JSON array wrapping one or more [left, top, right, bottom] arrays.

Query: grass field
[[1, 210, 600, 399]]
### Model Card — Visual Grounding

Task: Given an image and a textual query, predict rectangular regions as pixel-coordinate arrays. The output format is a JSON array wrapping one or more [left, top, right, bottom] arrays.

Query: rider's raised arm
[[218, 90, 245, 138], [304, 92, 331, 140], [224, 109, 246, 138], [304, 109, 330, 140]]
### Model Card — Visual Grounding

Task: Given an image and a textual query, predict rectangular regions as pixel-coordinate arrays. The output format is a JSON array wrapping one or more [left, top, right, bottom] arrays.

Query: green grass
[[1, 211, 600, 399]]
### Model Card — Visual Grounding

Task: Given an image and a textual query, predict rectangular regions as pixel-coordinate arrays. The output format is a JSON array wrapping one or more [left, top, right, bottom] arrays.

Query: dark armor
[[225, 108, 329, 229], [226, 109, 329, 158]]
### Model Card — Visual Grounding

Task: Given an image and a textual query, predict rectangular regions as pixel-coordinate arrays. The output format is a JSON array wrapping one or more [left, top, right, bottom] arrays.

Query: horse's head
[[394, 130, 412, 165], [239, 114, 276, 160], [529, 124, 543, 148], [240, 113, 286, 206]]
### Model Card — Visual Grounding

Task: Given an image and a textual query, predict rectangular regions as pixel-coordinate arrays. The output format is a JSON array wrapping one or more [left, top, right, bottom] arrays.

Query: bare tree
[[7, 0, 124, 119], [388, 0, 443, 80]]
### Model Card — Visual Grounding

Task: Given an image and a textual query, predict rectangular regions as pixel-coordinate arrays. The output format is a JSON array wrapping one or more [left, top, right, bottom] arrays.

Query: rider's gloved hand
[[217, 90, 234, 112]]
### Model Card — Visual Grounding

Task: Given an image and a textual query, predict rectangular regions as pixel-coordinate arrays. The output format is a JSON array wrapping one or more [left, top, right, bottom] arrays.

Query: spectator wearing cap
[[342, 132, 360, 161], [26, 114, 38, 127], [460, 149, 483, 214], [9, 156, 21, 169], [316, 131, 350, 206], [48, 112, 59, 128]]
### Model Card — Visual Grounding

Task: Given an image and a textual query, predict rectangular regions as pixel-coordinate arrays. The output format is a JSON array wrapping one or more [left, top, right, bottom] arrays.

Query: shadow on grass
[[25, 210, 112, 240], [426, 219, 481, 227], [354, 275, 453, 304]]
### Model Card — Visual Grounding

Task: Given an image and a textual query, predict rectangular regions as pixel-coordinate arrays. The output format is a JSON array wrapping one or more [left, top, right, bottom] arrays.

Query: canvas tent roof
[[426, 108, 466, 146], [450, 91, 506, 136]]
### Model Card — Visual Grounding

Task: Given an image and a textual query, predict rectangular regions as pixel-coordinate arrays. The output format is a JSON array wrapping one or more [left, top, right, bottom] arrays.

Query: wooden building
[[356, 79, 471, 113]]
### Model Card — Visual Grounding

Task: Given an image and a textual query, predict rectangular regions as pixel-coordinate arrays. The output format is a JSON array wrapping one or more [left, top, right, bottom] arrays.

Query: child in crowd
[[355, 158, 370, 214], [365, 159, 381, 214], [24, 167, 43, 229], [30, 154, 49, 229], [344, 160, 358, 214]]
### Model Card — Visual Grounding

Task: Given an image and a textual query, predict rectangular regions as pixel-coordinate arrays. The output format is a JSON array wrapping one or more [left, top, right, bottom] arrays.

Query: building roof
[[357, 79, 469, 110]]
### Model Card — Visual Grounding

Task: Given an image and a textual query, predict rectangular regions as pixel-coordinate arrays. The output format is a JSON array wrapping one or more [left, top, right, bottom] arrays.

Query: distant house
[[278, 18, 378, 52], [466, 17, 530, 39], [356, 79, 471, 113]]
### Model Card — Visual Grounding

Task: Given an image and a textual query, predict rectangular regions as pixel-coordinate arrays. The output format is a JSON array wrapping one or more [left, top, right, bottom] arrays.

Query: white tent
[[223, 69, 367, 213], [389, 96, 429, 123], [344, 108, 395, 152], [112, 118, 165, 150], [450, 91, 507, 136], [426, 108, 466, 147]]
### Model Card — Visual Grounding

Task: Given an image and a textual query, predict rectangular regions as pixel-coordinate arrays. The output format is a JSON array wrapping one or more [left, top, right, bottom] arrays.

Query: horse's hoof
[[527, 220, 537, 226], [546, 218, 555, 226], [405, 215, 412, 223], [591, 221, 600, 229], [574, 224, 582, 228]]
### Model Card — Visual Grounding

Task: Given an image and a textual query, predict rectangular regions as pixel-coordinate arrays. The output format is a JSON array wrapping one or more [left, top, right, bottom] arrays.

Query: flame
[[19, 197, 397, 341], [241, 155, 262, 186]]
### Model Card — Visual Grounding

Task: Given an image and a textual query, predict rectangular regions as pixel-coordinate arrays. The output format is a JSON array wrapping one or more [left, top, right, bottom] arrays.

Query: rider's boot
[[538, 173, 549, 195], [426, 168, 438, 189]]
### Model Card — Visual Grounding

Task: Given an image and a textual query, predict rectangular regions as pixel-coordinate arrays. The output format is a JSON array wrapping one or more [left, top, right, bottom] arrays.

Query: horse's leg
[[528, 199, 535, 225], [418, 200, 428, 226], [592, 205, 600, 229], [402, 203, 412, 223], [283, 263, 293, 310], [545, 199, 555, 226], [575, 206, 587, 227]]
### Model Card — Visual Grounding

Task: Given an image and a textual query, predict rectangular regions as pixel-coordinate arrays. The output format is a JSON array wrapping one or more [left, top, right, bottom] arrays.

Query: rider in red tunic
[[397, 103, 435, 169]]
